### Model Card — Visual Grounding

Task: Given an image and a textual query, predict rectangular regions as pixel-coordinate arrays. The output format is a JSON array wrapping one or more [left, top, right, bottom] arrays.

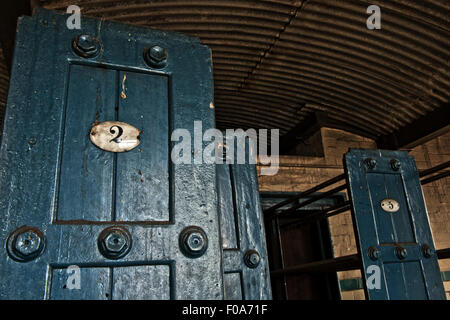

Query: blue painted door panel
[[216, 138, 272, 300], [0, 8, 221, 299], [217, 162, 272, 300], [58, 65, 117, 222], [344, 149, 445, 300]]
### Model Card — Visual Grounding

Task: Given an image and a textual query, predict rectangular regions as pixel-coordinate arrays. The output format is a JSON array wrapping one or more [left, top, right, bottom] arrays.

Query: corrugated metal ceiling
[[3, 0, 450, 140]]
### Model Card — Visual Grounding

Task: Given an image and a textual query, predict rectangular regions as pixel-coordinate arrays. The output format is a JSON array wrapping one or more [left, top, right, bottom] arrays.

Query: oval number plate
[[380, 199, 400, 213], [90, 121, 140, 152]]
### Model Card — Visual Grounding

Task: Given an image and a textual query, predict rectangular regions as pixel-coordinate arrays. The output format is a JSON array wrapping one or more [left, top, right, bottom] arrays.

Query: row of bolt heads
[[365, 158, 402, 171], [72, 34, 168, 69], [6, 226, 261, 268], [368, 244, 434, 261], [364, 157, 431, 260]]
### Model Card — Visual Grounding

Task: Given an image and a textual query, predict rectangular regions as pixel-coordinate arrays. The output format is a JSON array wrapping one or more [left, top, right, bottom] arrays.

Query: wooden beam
[[324, 118, 378, 140], [279, 111, 328, 154], [270, 254, 361, 276], [377, 103, 450, 150], [279, 110, 378, 155], [437, 248, 450, 260], [0, 1, 33, 74]]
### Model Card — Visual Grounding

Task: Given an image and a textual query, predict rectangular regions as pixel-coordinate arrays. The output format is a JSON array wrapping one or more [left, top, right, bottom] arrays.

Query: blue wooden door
[[345, 149, 445, 300], [0, 8, 222, 299], [216, 139, 272, 299]]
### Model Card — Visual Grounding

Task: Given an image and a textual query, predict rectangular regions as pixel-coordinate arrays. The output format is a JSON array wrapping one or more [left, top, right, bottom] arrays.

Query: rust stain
[[121, 73, 127, 99]]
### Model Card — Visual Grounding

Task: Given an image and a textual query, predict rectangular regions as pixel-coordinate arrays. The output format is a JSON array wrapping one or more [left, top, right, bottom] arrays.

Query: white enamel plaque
[[90, 121, 140, 152], [380, 199, 400, 213]]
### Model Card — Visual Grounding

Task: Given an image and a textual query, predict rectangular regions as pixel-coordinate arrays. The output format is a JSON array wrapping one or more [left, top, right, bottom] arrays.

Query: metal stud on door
[[0, 9, 221, 299], [344, 149, 445, 300]]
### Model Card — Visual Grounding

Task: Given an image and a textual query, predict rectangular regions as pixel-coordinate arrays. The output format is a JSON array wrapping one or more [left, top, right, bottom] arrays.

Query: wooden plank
[[0, 1, 32, 74], [270, 254, 361, 276], [377, 104, 450, 150]]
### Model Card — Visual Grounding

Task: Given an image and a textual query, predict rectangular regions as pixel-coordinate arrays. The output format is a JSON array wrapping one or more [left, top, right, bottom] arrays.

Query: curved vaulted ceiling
[[2, 0, 450, 144]]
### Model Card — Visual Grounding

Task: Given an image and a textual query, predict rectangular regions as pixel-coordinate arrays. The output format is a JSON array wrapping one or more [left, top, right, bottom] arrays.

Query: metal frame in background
[[264, 156, 450, 300]]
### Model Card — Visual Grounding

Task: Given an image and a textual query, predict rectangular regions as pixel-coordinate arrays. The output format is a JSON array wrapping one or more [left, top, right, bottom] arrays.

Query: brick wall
[[410, 132, 450, 297], [257, 127, 450, 300]]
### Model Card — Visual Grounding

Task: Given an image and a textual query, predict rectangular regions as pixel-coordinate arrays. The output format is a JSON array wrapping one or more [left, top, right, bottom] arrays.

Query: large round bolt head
[[105, 232, 127, 253], [364, 158, 377, 169], [368, 246, 380, 261], [390, 159, 401, 171], [186, 233, 205, 253], [15, 231, 42, 256], [148, 46, 167, 61], [422, 244, 433, 258], [98, 227, 132, 260], [6, 226, 45, 262], [179, 226, 208, 258], [72, 34, 101, 58], [144, 45, 168, 68], [244, 250, 261, 268], [395, 246, 408, 260]]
